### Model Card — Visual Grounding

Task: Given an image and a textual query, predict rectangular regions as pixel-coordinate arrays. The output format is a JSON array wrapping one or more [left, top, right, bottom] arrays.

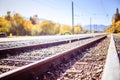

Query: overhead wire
[[100, 0, 109, 23], [31, 0, 110, 26]]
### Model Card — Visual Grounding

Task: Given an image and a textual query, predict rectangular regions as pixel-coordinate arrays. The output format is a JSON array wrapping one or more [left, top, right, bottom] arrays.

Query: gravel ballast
[[6, 36, 104, 61], [41, 36, 110, 80], [0, 36, 108, 76]]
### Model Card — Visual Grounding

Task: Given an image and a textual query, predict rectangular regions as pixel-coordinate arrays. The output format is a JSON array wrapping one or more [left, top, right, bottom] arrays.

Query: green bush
[[61, 32, 72, 35]]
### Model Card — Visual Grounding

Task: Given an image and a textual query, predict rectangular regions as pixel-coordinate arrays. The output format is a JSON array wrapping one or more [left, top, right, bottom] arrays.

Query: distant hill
[[84, 25, 108, 31]]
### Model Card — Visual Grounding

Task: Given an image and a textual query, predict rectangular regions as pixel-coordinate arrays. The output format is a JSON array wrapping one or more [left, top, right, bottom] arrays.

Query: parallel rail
[[0, 36, 91, 56], [102, 34, 120, 80], [0, 35, 106, 80]]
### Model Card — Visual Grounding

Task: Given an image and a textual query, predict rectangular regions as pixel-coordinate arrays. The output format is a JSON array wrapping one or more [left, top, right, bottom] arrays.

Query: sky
[[0, 0, 120, 26]]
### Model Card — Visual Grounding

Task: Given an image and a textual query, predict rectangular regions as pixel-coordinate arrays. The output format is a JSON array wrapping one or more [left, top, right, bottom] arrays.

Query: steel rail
[[0, 36, 91, 56], [102, 34, 120, 80], [0, 35, 106, 80]]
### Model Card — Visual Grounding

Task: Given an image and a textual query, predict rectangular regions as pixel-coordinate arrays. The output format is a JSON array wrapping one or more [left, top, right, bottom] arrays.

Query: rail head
[[102, 34, 120, 80]]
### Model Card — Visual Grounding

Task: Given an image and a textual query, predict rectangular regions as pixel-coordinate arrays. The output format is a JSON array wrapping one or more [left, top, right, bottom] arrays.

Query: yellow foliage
[[13, 13, 24, 26], [115, 21, 120, 32], [40, 20, 55, 35], [106, 8, 120, 33], [0, 17, 11, 32], [74, 25, 82, 34], [54, 23, 60, 34], [0, 11, 85, 35], [60, 25, 72, 34], [116, 21, 120, 29], [31, 24, 42, 36], [23, 20, 33, 31], [105, 21, 120, 33]]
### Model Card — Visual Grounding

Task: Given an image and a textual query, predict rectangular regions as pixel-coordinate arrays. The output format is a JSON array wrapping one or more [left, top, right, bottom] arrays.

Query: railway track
[[102, 34, 120, 80], [0, 35, 95, 55], [0, 34, 107, 80], [0, 34, 105, 50], [57, 36, 109, 80]]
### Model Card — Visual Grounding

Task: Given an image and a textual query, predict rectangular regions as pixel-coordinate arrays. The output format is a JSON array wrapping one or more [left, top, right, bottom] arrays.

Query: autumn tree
[[22, 20, 33, 35], [1, 11, 86, 36], [31, 24, 42, 36], [40, 20, 55, 35], [105, 8, 120, 33], [0, 17, 11, 33], [112, 8, 120, 23], [54, 23, 60, 34], [60, 25, 72, 35], [114, 21, 120, 33], [5, 11, 12, 21], [74, 25, 82, 34], [9, 13, 25, 35]]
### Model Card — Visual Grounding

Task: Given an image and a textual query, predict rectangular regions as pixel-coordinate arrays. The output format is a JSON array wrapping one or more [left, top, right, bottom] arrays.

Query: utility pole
[[72, 1, 74, 34], [90, 17, 92, 33]]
